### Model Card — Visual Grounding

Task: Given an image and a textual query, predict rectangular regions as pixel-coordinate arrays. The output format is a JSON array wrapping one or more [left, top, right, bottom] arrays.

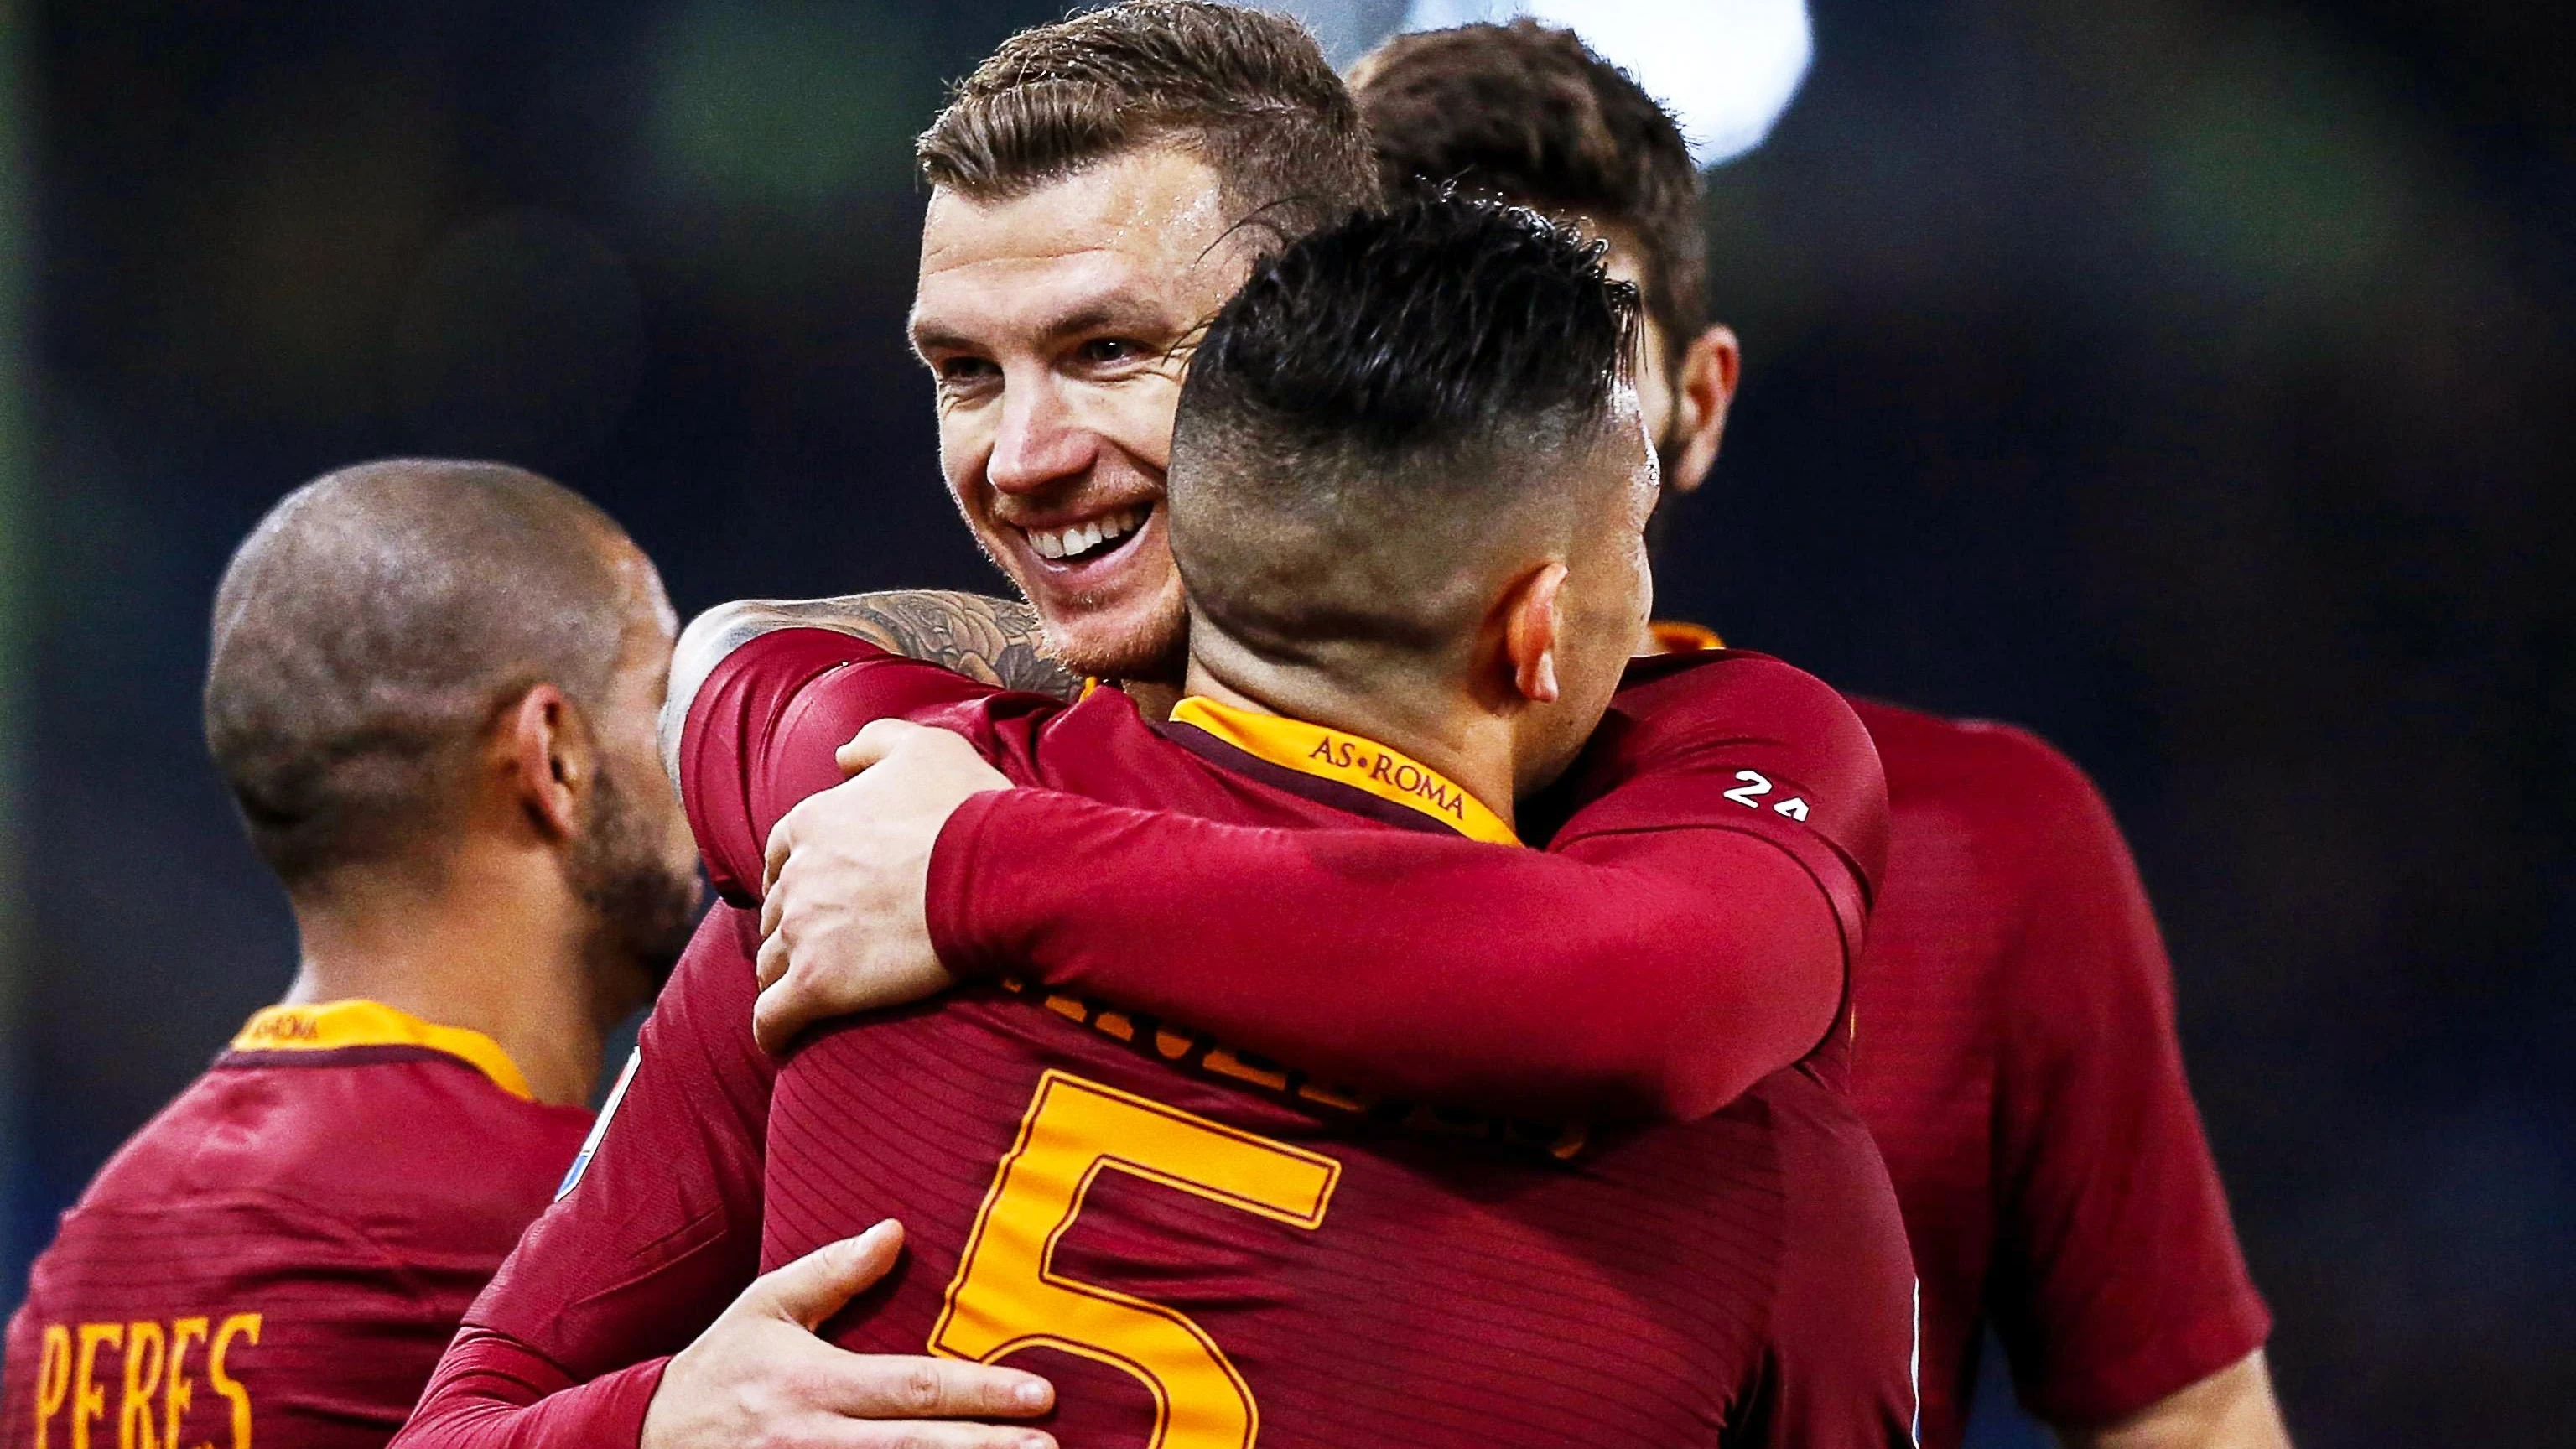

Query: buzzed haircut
[[1350, 22, 1704, 366], [205, 460, 636, 892], [918, 0, 1379, 247], [1170, 195, 1639, 665]]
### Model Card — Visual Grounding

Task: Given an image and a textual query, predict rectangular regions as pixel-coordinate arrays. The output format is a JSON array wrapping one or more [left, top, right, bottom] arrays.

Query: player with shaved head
[[0, 460, 703, 1449]]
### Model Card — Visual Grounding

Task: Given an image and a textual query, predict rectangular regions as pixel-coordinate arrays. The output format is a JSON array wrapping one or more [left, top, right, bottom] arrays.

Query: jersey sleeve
[[678, 628, 1008, 904], [1746, 1099, 1924, 1449], [928, 652, 1889, 1122], [397, 905, 776, 1449], [395, 1333, 667, 1449], [1976, 730, 2271, 1426]]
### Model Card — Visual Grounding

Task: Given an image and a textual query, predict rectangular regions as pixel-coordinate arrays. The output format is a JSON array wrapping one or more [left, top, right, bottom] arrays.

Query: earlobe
[[1665, 325, 1741, 496], [505, 685, 584, 843], [1504, 563, 1568, 705]]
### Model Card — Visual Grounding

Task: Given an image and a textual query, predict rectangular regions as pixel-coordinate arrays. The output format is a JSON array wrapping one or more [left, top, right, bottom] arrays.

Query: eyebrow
[[909, 295, 1193, 359]]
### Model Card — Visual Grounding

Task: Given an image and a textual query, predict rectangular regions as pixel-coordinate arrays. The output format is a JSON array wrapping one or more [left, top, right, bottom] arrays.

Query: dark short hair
[[1171, 195, 1640, 661], [1351, 21, 1703, 365], [204, 460, 637, 892], [919, 0, 1379, 247]]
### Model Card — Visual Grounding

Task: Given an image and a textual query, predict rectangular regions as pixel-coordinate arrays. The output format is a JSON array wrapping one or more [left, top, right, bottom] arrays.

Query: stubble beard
[[569, 764, 703, 1013], [1036, 581, 1190, 685]]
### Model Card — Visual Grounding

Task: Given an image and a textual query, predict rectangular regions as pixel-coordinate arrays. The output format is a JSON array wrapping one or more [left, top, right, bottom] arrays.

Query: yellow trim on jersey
[[1167, 696, 1519, 846], [1647, 619, 1724, 655], [231, 1000, 534, 1102]]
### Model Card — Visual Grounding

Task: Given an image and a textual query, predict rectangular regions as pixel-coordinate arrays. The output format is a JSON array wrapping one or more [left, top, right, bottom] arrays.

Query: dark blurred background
[[3, 1, 2570, 1443]]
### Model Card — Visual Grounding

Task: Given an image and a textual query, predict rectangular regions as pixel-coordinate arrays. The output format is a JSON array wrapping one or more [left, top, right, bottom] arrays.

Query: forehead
[[912, 148, 1248, 345]]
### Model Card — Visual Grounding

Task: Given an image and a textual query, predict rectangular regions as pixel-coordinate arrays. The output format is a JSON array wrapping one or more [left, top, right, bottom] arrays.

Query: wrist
[[586, 1356, 679, 1449], [923, 787, 1015, 978]]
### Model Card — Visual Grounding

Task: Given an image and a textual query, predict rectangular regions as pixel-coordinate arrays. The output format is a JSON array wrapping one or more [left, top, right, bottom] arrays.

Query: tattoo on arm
[[754, 591, 1074, 697], [662, 590, 1076, 787]]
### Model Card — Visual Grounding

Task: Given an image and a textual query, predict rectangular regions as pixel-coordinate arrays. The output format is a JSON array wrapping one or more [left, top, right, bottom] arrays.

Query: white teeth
[[1026, 507, 1144, 564]]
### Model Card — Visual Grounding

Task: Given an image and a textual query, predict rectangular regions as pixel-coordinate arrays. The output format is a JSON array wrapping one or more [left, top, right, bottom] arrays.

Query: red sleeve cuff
[[395, 1327, 671, 1449], [923, 786, 1018, 977], [2018, 1289, 2273, 1428]]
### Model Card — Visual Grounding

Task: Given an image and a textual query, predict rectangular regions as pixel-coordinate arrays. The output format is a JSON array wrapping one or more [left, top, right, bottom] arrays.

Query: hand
[[755, 719, 1011, 1052], [642, 1220, 1055, 1449]]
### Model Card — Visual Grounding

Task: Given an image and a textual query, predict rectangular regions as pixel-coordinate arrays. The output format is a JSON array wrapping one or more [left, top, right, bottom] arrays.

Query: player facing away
[[400, 6, 1903, 1446], [740, 17, 2284, 1449], [0, 462, 705, 1449], [445, 195, 1923, 1447], [1350, 27, 2287, 1448]]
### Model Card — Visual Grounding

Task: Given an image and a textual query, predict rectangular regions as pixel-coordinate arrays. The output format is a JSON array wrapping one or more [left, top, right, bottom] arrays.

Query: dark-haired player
[[1348, 26, 2284, 1448], [771, 20, 2284, 1449], [454, 192, 1921, 1446], [744, 20, 2285, 1449], [0, 462, 704, 1449]]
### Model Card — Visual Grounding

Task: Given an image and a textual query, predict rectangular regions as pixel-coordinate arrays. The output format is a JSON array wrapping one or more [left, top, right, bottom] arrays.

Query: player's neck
[[281, 839, 605, 1108], [1180, 643, 1519, 829]]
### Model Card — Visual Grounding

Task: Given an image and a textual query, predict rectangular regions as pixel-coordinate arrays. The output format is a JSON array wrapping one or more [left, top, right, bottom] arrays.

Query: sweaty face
[[572, 550, 702, 1001], [911, 148, 1255, 682]]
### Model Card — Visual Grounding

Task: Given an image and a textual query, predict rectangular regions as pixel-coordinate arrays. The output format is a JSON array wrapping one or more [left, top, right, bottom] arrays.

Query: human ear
[[1662, 324, 1740, 496], [501, 684, 586, 843], [1502, 563, 1569, 705]]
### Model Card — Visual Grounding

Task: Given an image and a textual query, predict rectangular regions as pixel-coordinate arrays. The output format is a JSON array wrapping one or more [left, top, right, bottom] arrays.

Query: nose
[[987, 371, 1097, 500]]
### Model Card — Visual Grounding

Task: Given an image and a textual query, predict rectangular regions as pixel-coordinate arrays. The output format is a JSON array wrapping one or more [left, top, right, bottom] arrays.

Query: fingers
[[738, 1220, 906, 1329], [753, 978, 795, 1057], [825, 1356, 1056, 1426], [754, 970, 832, 1057], [836, 717, 927, 776], [763, 810, 801, 905], [756, 924, 792, 994]]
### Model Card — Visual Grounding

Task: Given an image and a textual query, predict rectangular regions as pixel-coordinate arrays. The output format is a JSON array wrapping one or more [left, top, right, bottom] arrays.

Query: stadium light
[[1246, 0, 1814, 169]]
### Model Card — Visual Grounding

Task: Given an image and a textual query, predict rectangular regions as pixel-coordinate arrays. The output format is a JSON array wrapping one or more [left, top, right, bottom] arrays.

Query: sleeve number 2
[[932, 1070, 1343, 1449], [1722, 769, 1810, 823]]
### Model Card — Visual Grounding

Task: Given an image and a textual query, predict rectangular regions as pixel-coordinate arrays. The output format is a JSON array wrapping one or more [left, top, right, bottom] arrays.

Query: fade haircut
[[205, 460, 636, 893], [918, 0, 1379, 247], [1170, 196, 1640, 667], [1350, 22, 1703, 367]]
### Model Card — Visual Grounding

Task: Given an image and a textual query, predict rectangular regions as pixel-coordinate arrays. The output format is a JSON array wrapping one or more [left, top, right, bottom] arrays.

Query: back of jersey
[[2, 1007, 591, 1449], [730, 646, 1916, 1446], [766, 984, 1918, 1448]]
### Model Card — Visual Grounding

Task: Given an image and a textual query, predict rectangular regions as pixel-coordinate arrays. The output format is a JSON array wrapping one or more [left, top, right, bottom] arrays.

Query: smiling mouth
[[1021, 505, 1148, 565]]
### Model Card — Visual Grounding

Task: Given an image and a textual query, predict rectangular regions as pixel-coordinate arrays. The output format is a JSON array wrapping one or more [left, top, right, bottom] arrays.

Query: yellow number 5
[[931, 1070, 1341, 1449]]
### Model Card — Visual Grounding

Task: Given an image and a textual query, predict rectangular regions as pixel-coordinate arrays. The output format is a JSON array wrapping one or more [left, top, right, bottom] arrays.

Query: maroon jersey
[[1843, 699, 2267, 1443], [399, 629, 1916, 1449], [938, 625, 2271, 1446], [2, 1001, 591, 1449]]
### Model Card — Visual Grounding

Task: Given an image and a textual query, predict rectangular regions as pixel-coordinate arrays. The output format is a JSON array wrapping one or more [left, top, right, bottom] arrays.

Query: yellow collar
[[231, 1000, 534, 1102], [1648, 620, 1724, 655], [1167, 696, 1519, 846]]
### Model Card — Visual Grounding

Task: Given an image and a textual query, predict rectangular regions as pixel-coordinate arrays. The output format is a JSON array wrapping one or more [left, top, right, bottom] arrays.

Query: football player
[[0, 462, 703, 1449]]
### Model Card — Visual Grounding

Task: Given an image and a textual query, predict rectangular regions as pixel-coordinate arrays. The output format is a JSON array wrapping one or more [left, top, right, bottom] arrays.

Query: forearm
[[395, 1331, 668, 1449], [2055, 1352, 2291, 1449], [664, 592, 1073, 782], [933, 792, 1846, 1121]]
